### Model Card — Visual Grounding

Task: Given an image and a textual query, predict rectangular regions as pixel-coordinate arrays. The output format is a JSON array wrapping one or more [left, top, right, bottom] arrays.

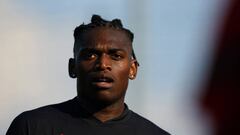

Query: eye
[[111, 53, 123, 60], [83, 52, 97, 60]]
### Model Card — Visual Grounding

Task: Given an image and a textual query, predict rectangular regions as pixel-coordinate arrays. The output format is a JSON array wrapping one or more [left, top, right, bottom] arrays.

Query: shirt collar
[[72, 96, 131, 123]]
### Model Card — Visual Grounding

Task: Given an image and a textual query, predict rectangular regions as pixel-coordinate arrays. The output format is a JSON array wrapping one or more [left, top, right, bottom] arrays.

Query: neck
[[77, 96, 125, 122], [93, 100, 125, 122]]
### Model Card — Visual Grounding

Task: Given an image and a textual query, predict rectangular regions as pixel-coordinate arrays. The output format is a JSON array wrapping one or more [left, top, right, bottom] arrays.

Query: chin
[[94, 91, 124, 105]]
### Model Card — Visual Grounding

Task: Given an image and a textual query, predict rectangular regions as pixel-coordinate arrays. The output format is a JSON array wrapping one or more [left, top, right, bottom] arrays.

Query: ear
[[129, 59, 138, 80], [68, 58, 77, 78]]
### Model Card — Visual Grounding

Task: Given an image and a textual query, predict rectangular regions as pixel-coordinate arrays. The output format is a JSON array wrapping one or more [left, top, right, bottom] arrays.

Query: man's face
[[72, 27, 137, 104]]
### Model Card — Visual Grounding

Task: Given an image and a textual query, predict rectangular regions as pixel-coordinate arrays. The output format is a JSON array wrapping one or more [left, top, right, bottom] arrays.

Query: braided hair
[[73, 15, 139, 66]]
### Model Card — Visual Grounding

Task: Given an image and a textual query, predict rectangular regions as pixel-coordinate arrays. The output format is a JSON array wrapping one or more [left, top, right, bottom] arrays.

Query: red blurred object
[[201, 0, 240, 135]]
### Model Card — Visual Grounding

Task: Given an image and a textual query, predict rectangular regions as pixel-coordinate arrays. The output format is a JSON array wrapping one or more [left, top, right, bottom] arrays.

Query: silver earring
[[70, 73, 77, 78]]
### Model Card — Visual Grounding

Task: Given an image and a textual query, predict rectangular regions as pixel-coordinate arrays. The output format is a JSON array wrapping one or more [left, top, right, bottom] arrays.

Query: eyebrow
[[79, 47, 127, 53]]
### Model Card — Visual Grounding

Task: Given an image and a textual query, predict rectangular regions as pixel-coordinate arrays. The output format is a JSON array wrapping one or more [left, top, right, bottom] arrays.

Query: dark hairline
[[73, 15, 139, 66]]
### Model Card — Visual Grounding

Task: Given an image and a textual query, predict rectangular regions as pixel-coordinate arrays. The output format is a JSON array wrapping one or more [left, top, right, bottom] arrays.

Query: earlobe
[[129, 74, 135, 80], [68, 58, 77, 78], [129, 60, 138, 80]]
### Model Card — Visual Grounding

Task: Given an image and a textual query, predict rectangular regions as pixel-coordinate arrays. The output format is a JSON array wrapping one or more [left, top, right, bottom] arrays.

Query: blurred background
[[0, 0, 234, 135]]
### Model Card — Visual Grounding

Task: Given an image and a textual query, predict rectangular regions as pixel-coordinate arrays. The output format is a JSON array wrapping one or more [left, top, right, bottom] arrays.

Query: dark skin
[[69, 27, 138, 122]]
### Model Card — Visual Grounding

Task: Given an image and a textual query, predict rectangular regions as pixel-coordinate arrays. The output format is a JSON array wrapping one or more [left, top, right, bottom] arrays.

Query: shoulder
[[6, 99, 74, 135], [128, 110, 170, 135], [15, 99, 74, 120]]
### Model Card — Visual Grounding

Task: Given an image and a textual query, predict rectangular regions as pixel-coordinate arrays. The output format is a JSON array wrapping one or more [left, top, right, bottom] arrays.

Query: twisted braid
[[73, 15, 139, 66]]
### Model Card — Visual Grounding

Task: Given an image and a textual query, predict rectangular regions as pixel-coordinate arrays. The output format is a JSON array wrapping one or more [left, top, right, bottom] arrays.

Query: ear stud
[[130, 75, 135, 78]]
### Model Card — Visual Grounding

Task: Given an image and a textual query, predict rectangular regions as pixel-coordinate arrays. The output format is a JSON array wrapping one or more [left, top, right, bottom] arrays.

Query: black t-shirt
[[6, 97, 170, 135]]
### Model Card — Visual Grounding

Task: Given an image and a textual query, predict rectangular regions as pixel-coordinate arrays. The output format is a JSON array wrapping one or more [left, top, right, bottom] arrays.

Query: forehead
[[77, 27, 132, 50]]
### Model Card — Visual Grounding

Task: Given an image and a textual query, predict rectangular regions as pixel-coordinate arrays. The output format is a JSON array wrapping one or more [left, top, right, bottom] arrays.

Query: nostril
[[95, 55, 112, 71], [95, 62, 111, 71]]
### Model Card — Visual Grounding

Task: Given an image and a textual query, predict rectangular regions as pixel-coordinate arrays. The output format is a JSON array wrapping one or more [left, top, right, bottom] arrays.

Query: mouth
[[90, 76, 114, 89]]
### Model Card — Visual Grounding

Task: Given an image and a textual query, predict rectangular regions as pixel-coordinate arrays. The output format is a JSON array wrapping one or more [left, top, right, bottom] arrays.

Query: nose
[[95, 54, 112, 71]]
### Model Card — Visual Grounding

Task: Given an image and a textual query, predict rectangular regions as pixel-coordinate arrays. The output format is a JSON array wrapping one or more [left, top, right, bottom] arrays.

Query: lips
[[90, 75, 114, 89]]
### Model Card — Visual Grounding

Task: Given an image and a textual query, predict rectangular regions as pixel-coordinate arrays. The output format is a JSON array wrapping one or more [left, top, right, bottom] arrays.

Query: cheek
[[75, 62, 94, 75], [113, 62, 131, 79], [115, 63, 131, 95]]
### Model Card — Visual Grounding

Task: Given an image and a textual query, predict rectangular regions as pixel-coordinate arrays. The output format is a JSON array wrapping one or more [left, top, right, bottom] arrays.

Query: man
[[6, 15, 170, 135]]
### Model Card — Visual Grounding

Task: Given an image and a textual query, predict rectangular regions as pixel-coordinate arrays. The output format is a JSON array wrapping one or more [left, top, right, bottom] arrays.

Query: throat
[[93, 102, 125, 122], [76, 96, 126, 122]]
